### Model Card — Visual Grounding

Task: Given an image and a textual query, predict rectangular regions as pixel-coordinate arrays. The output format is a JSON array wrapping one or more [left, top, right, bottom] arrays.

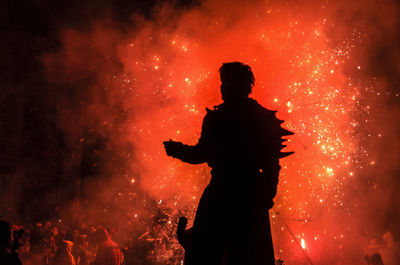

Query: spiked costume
[[170, 98, 293, 265]]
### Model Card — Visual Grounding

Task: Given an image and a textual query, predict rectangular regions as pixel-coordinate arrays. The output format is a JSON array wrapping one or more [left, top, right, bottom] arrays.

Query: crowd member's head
[[57, 240, 74, 255], [92, 227, 111, 245], [44, 221, 52, 231], [77, 234, 88, 246], [370, 253, 385, 265]]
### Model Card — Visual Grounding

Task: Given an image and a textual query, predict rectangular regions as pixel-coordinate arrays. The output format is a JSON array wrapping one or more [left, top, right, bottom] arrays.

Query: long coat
[[176, 98, 293, 265]]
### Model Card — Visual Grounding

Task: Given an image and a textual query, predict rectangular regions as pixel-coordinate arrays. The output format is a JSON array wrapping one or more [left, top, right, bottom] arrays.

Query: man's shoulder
[[203, 99, 277, 118], [248, 98, 278, 119]]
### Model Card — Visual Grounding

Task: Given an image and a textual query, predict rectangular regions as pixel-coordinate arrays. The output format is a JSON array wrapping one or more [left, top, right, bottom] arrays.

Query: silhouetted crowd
[[0, 219, 125, 265], [0, 214, 184, 265], [1, 218, 392, 265]]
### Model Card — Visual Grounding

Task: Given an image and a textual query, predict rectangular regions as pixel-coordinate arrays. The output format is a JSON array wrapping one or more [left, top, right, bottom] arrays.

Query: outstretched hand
[[163, 140, 184, 158]]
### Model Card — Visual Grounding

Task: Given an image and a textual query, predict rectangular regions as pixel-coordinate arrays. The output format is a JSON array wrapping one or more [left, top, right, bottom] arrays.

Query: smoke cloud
[[1, 0, 400, 264]]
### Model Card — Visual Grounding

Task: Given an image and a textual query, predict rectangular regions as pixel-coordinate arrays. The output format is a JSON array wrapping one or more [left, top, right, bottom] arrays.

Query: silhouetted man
[[164, 62, 293, 265]]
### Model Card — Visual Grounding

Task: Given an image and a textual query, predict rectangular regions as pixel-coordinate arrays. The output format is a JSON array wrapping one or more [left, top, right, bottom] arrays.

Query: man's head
[[219, 62, 254, 102]]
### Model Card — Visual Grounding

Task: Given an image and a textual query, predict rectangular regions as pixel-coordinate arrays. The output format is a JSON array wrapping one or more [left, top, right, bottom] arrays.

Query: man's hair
[[219, 62, 255, 95]]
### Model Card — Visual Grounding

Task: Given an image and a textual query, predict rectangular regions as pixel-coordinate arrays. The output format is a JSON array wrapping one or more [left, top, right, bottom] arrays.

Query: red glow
[[301, 238, 306, 249], [41, 1, 400, 264], [119, 5, 358, 263]]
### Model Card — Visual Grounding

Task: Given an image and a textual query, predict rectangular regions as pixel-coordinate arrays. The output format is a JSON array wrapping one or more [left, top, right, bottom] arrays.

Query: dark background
[[0, 0, 199, 222]]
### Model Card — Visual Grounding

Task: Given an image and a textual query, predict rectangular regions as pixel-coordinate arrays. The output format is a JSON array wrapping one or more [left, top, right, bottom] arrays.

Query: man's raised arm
[[163, 110, 213, 164]]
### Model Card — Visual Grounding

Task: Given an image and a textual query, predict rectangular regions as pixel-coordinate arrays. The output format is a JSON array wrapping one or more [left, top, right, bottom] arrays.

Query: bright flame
[[301, 238, 306, 249]]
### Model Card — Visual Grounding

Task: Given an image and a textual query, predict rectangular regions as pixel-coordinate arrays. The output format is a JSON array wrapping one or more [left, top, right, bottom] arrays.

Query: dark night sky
[[0, 0, 172, 220]]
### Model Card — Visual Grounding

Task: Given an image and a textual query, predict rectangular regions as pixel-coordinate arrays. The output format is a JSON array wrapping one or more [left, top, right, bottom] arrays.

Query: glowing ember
[[301, 238, 306, 249], [119, 3, 363, 263], [40, 0, 400, 264]]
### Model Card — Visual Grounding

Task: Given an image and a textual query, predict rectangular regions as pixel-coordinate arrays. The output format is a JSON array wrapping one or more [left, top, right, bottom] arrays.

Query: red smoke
[[40, 0, 400, 264]]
